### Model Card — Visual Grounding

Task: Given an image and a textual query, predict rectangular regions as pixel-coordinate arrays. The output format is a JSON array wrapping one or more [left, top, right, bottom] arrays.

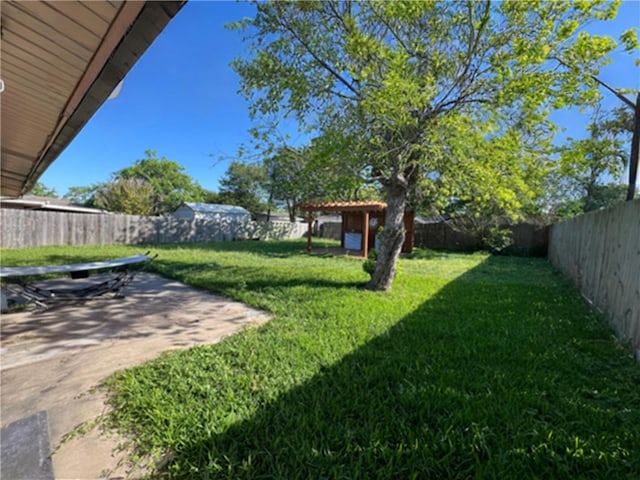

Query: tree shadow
[[0, 273, 267, 366], [150, 260, 365, 293], [154, 239, 337, 259], [135, 256, 640, 478]]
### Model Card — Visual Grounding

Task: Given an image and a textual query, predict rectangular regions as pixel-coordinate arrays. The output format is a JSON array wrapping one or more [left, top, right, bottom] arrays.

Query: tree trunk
[[286, 199, 296, 222], [366, 180, 408, 291], [266, 191, 273, 222], [626, 93, 639, 201]]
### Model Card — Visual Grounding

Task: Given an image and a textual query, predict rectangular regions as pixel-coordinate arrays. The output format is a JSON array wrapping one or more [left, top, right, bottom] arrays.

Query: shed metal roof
[[181, 202, 251, 215], [0, 1, 186, 197]]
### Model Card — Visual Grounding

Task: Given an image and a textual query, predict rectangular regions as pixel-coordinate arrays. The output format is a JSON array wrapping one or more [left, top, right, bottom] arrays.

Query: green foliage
[[553, 103, 633, 216], [94, 178, 155, 215], [63, 183, 104, 207], [216, 160, 267, 218], [117, 150, 206, 215], [555, 183, 631, 217], [30, 182, 57, 197], [263, 142, 377, 221], [583, 183, 631, 211], [4, 242, 639, 478], [362, 248, 378, 277], [483, 227, 514, 254], [203, 190, 222, 204], [229, 0, 622, 290], [421, 117, 552, 222], [619, 27, 639, 54], [61, 151, 205, 215], [262, 146, 308, 221]]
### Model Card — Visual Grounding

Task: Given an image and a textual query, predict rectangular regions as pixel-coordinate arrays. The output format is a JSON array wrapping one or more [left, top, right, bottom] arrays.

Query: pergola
[[298, 201, 388, 259]]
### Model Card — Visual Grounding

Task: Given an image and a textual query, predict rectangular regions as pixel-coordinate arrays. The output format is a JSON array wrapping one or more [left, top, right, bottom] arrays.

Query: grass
[[2, 240, 639, 478]]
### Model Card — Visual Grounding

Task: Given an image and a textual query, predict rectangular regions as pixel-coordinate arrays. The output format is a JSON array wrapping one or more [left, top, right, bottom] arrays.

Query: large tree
[[263, 141, 376, 221], [263, 147, 307, 221], [117, 150, 206, 215], [63, 151, 205, 215], [30, 182, 57, 197], [63, 183, 104, 207], [557, 103, 633, 212], [231, 0, 622, 290], [420, 114, 553, 249], [94, 178, 155, 215], [217, 160, 267, 218]]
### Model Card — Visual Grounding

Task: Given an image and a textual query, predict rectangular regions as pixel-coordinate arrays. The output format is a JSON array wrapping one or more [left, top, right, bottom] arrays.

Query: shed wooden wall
[[341, 210, 414, 253]]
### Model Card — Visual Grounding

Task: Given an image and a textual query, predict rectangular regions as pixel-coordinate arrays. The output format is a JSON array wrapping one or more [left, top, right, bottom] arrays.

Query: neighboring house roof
[[179, 203, 251, 216], [0, 1, 186, 197], [0, 196, 108, 214]]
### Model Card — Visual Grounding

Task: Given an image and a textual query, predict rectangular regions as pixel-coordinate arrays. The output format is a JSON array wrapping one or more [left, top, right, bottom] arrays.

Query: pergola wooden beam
[[362, 211, 370, 258]]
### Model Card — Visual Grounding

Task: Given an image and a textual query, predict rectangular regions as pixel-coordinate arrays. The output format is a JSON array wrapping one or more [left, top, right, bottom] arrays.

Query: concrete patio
[[1, 272, 271, 479]]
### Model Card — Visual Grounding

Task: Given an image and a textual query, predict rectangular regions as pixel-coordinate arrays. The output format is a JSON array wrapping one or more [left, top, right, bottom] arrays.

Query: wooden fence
[[318, 220, 548, 256], [0, 209, 307, 249], [548, 199, 640, 360]]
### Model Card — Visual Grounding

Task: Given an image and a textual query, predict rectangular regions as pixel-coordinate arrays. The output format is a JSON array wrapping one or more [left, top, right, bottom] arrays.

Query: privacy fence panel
[[548, 199, 640, 359], [0, 210, 306, 249], [413, 223, 478, 251], [413, 222, 548, 254], [316, 221, 548, 255]]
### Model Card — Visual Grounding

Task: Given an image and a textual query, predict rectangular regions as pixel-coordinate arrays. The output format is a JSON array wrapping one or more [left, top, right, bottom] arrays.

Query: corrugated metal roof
[[0, 196, 108, 214], [298, 201, 388, 212], [181, 203, 251, 215], [0, 1, 186, 197]]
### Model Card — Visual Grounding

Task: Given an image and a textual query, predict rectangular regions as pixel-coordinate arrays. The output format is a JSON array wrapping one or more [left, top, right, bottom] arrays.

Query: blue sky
[[40, 0, 640, 197]]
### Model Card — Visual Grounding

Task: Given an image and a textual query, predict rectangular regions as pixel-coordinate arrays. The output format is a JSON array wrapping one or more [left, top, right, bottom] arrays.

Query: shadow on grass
[[147, 256, 639, 479], [150, 260, 366, 293], [155, 239, 317, 259]]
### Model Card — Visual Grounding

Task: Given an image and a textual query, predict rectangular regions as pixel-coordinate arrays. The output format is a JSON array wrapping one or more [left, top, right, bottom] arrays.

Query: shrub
[[482, 227, 513, 254], [362, 249, 378, 276]]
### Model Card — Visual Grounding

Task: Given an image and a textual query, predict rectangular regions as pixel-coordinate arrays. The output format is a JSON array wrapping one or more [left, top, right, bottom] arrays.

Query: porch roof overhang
[[0, 0, 186, 197]]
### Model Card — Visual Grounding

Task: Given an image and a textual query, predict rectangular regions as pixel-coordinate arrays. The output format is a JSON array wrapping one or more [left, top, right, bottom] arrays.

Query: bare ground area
[[1, 272, 271, 479]]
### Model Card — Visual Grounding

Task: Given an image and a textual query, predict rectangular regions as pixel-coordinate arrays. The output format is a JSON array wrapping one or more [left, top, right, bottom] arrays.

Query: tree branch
[[552, 56, 636, 109], [277, 12, 361, 99], [437, 0, 491, 110]]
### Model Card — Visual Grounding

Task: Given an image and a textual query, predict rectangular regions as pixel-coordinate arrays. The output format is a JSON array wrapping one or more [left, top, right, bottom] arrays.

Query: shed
[[173, 203, 251, 223], [298, 201, 414, 258]]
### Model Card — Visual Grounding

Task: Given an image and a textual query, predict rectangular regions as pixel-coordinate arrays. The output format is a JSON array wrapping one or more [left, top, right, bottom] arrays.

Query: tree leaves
[[555, 103, 632, 212], [117, 150, 206, 215], [94, 178, 155, 215], [230, 0, 624, 288]]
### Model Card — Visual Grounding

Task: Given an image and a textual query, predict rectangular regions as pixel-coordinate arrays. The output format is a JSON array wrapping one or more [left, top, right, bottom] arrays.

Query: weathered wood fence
[[318, 221, 548, 256], [0, 209, 307, 249], [548, 199, 640, 360]]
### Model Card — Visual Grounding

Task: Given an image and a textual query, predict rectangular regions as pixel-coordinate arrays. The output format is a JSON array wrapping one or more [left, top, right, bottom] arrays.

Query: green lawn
[[2, 240, 639, 479]]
